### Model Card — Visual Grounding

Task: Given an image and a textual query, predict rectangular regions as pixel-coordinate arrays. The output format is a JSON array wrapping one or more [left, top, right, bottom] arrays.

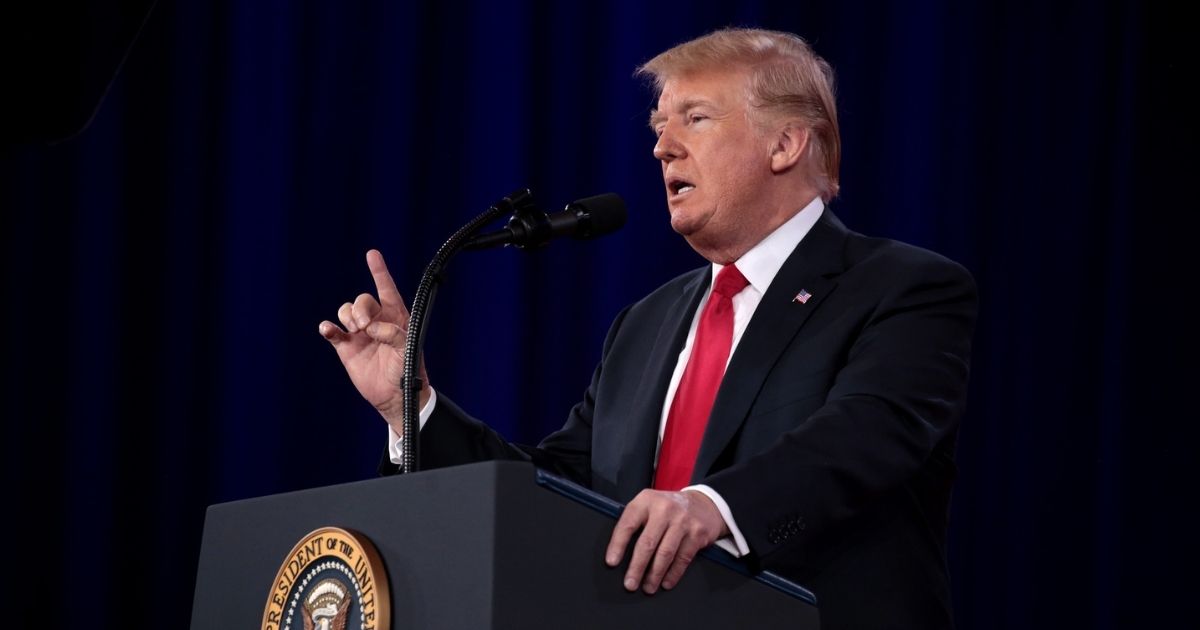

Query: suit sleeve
[[378, 304, 635, 488], [701, 254, 978, 563]]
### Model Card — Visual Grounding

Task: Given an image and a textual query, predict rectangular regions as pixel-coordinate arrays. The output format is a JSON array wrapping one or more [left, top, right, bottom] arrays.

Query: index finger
[[606, 501, 647, 567], [366, 249, 407, 313]]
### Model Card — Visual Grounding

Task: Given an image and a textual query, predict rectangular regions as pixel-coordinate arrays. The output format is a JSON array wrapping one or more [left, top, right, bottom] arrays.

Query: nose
[[653, 124, 685, 162]]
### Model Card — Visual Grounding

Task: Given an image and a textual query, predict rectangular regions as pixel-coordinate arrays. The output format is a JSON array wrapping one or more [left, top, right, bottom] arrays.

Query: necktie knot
[[712, 264, 749, 299]]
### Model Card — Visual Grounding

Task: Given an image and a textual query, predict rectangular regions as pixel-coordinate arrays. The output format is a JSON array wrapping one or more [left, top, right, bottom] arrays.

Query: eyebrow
[[648, 98, 718, 129]]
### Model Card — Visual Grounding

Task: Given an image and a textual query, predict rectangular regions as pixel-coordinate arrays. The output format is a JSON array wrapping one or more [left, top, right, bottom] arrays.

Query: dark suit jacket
[[386, 209, 978, 630]]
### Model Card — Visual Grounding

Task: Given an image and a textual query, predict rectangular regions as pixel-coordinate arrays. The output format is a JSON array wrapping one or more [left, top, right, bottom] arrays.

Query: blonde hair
[[637, 28, 841, 200]]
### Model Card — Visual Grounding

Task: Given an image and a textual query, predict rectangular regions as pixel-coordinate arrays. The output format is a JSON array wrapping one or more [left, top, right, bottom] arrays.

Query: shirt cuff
[[387, 388, 438, 464], [683, 484, 750, 557]]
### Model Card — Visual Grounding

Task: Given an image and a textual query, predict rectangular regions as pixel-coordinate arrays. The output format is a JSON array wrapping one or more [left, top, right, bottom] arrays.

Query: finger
[[351, 292, 382, 329], [642, 524, 685, 594], [606, 500, 647, 568], [318, 321, 351, 344], [364, 320, 407, 347], [366, 249, 408, 314], [624, 513, 669, 593], [659, 536, 702, 591], [337, 302, 359, 333]]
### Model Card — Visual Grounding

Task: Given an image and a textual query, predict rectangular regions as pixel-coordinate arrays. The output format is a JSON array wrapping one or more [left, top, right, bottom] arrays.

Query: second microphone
[[465, 193, 627, 250]]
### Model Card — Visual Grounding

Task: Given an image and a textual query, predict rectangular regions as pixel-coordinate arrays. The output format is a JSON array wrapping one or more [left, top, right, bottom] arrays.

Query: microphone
[[465, 193, 627, 250]]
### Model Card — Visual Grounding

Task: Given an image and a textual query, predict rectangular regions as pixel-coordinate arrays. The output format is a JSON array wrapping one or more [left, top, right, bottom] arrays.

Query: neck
[[689, 183, 821, 264]]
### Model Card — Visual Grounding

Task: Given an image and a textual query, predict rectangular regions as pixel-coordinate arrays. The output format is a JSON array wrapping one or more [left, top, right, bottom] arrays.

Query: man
[[319, 28, 976, 629]]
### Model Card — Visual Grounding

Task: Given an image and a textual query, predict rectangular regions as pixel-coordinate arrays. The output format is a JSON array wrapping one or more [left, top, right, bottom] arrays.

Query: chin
[[668, 208, 705, 236]]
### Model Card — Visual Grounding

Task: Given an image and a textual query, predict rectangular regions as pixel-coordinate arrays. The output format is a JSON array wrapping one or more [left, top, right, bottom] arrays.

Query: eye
[[653, 125, 664, 138], [689, 113, 708, 124]]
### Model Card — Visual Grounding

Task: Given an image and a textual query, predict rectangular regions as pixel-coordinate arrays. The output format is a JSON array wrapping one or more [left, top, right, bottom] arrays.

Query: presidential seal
[[262, 527, 390, 630]]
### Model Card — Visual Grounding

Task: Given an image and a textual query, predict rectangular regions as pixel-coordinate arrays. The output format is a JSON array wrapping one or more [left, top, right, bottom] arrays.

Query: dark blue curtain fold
[[1, 1, 1191, 627]]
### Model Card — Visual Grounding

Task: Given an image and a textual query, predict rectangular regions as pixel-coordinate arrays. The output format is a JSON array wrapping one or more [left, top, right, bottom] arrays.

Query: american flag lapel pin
[[793, 289, 813, 304]]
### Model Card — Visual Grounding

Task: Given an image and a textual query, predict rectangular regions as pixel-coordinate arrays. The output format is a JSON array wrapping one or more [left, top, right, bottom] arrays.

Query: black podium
[[191, 461, 819, 629]]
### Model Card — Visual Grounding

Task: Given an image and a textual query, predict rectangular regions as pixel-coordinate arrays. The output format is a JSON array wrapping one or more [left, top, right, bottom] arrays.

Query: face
[[651, 68, 779, 261]]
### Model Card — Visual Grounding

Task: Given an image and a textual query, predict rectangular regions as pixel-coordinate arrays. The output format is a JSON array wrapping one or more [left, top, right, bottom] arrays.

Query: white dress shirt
[[658, 196, 824, 555], [390, 196, 826, 557]]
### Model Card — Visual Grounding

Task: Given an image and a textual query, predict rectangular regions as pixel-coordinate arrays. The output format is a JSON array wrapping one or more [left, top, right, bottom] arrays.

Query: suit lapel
[[614, 269, 709, 499], [691, 211, 850, 482]]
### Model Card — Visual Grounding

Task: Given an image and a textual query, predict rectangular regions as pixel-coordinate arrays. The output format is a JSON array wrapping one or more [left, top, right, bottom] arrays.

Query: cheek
[[709, 158, 771, 231], [712, 153, 763, 200]]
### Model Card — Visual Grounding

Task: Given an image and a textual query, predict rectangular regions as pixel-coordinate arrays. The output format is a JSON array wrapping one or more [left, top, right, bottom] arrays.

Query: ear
[[769, 125, 809, 174]]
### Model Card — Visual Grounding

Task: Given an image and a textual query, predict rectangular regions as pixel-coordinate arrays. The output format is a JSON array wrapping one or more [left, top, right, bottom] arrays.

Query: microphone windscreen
[[569, 193, 627, 239]]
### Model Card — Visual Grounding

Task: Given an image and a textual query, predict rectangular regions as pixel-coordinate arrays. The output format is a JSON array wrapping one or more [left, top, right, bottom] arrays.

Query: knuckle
[[618, 508, 647, 526], [614, 518, 639, 534], [651, 500, 676, 518]]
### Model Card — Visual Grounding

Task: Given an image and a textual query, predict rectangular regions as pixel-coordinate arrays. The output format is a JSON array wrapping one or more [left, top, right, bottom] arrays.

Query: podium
[[191, 461, 819, 629]]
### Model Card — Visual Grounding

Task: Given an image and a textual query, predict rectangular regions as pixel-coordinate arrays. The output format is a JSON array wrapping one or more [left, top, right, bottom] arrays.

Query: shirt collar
[[713, 195, 825, 295]]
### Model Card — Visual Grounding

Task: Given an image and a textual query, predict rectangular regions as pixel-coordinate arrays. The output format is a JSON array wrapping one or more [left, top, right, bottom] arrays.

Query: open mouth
[[668, 177, 696, 196]]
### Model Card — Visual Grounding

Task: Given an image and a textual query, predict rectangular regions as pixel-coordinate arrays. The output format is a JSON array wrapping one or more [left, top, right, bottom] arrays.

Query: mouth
[[667, 177, 696, 198]]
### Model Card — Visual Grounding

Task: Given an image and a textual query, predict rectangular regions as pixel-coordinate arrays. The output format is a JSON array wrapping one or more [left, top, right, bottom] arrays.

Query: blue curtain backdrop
[[1, 1, 1192, 627]]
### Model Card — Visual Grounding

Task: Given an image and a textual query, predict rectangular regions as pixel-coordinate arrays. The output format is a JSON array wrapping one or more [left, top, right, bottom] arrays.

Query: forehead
[[655, 67, 752, 111]]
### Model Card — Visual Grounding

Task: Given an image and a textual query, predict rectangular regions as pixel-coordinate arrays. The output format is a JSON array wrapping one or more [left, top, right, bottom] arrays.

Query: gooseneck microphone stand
[[399, 189, 538, 474]]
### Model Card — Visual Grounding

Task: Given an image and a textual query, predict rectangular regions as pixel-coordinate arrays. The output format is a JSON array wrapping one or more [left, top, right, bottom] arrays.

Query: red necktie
[[654, 264, 749, 491]]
